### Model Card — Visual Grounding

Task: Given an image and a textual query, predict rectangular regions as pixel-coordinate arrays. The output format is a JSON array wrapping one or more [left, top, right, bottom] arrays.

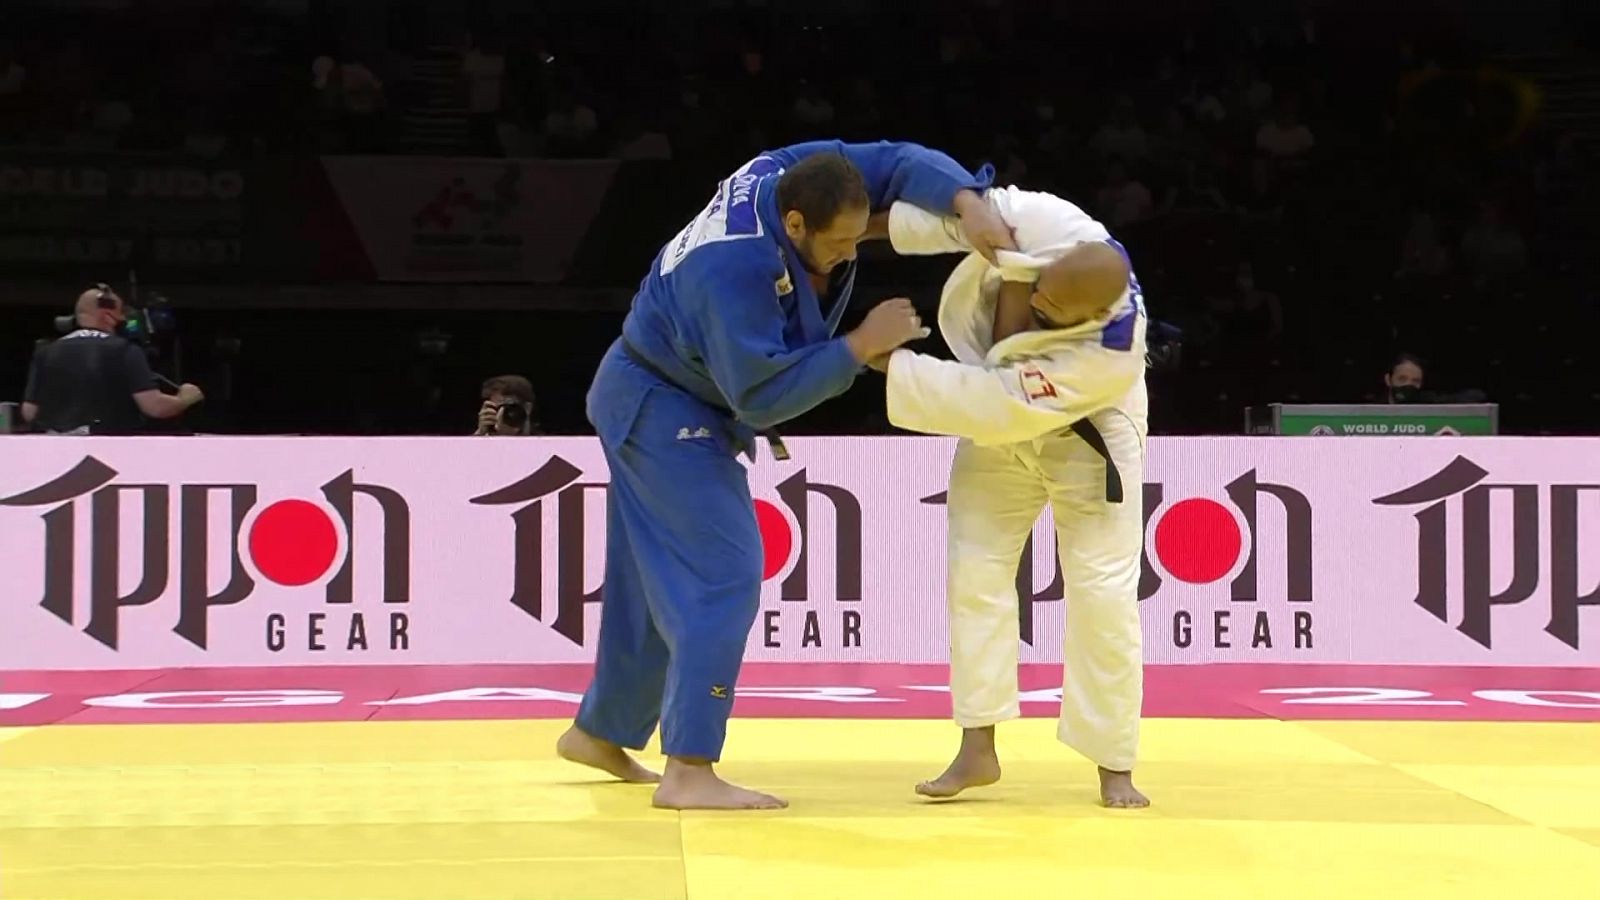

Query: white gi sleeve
[[889, 198, 1059, 282], [884, 348, 1127, 446], [887, 201, 970, 256]]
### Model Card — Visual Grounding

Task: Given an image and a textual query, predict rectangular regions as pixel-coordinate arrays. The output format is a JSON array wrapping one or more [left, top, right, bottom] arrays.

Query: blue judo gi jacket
[[609, 140, 995, 453]]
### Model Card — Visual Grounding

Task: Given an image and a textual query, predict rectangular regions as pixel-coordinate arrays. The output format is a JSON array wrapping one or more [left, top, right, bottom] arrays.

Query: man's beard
[[795, 237, 829, 276]]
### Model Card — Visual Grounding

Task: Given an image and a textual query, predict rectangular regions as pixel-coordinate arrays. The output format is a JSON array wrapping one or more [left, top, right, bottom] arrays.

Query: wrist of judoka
[[842, 333, 895, 375], [860, 210, 892, 243], [951, 189, 986, 219]]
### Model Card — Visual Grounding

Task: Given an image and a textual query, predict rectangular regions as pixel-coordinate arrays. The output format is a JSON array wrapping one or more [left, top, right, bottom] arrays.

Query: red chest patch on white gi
[[1019, 365, 1058, 402]]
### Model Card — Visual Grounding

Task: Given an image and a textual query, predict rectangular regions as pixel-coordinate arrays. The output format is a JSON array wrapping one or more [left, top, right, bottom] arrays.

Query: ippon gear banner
[[0, 437, 1596, 670], [319, 157, 618, 283]]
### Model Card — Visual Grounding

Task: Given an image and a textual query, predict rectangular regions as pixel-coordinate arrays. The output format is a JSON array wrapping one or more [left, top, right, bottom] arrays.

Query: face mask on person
[[1390, 385, 1421, 403]]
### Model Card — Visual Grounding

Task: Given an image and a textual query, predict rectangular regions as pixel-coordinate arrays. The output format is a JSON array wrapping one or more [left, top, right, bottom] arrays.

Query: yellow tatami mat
[[3, 718, 1598, 900]]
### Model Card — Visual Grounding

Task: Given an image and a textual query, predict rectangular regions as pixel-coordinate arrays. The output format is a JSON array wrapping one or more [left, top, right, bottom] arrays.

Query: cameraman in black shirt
[[474, 374, 540, 436], [20, 285, 203, 435]]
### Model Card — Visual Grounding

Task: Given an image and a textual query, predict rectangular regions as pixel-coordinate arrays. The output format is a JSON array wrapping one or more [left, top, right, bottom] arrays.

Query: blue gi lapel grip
[[823, 260, 858, 337], [777, 244, 858, 344]]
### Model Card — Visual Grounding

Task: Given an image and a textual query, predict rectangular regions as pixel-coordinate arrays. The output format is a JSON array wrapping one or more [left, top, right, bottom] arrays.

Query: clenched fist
[[953, 189, 1017, 265], [846, 298, 930, 363], [476, 401, 499, 435]]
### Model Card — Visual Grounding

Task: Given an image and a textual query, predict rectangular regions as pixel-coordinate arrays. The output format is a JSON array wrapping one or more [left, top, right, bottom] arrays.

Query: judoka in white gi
[[873, 186, 1151, 808]]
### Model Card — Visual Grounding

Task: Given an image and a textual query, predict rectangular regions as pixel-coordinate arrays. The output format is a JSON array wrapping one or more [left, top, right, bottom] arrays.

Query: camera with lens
[[497, 399, 530, 430], [53, 286, 176, 349], [1145, 319, 1183, 373]]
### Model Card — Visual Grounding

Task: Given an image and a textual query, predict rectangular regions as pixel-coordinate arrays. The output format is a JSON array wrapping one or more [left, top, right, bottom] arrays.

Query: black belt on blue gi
[[1068, 419, 1124, 504], [619, 338, 791, 461]]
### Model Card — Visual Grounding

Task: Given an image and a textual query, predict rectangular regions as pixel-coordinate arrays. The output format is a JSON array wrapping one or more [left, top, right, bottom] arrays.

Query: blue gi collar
[[757, 180, 858, 345]]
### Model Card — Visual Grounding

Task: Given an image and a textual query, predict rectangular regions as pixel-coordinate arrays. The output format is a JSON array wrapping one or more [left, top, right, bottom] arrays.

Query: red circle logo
[[753, 499, 797, 582], [248, 499, 340, 586], [1153, 498, 1243, 584]]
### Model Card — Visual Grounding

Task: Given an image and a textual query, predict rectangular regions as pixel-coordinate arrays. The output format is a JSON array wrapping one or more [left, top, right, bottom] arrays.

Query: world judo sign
[[0, 455, 413, 656], [471, 455, 864, 651]]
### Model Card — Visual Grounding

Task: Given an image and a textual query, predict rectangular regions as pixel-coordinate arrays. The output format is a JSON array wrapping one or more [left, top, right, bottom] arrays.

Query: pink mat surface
[[3, 663, 1597, 726]]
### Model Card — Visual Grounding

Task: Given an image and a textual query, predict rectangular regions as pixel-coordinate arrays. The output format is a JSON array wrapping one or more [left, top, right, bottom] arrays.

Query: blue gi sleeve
[[683, 251, 861, 430], [767, 141, 994, 215]]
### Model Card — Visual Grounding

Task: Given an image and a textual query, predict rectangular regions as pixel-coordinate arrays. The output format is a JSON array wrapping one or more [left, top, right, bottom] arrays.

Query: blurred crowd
[[1, 0, 1596, 434]]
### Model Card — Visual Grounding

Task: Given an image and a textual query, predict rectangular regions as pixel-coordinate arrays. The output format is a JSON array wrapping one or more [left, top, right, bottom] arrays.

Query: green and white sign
[[1246, 404, 1498, 436]]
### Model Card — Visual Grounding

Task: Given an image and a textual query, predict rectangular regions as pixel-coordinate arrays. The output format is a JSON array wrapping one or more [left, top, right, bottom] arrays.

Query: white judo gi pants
[[944, 390, 1146, 772]]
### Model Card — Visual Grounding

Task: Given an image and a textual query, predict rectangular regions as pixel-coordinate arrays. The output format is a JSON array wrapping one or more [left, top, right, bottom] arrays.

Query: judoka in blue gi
[[556, 141, 1014, 810]]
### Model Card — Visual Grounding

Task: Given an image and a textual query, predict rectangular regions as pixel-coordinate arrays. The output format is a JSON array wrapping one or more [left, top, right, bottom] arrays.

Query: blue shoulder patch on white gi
[[1101, 236, 1147, 352], [660, 155, 785, 276]]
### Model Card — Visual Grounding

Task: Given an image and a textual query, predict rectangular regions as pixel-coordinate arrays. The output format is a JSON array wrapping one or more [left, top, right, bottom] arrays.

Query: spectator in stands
[[37, 40, 92, 137], [729, 38, 777, 120], [1384, 353, 1426, 404], [837, 77, 883, 140], [541, 88, 599, 157], [179, 106, 229, 158], [1090, 95, 1149, 161], [1256, 97, 1315, 161], [1459, 201, 1528, 282], [1153, 106, 1205, 170], [791, 80, 836, 130], [610, 110, 673, 160], [1172, 160, 1231, 213], [462, 33, 507, 157], [1178, 75, 1227, 126], [338, 61, 386, 120], [1535, 134, 1587, 199], [0, 39, 26, 134], [991, 134, 1029, 186], [1032, 97, 1071, 155], [1397, 209, 1453, 278], [1226, 262, 1284, 340], [1095, 157, 1154, 228], [81, 88, 134, 151], [475, 375, 540, 436], [1228, 60, 1274, 120]]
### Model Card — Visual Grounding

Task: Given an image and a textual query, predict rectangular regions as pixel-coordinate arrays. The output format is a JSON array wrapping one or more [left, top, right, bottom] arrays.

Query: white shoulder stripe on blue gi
[[659, 156, 784, 276]]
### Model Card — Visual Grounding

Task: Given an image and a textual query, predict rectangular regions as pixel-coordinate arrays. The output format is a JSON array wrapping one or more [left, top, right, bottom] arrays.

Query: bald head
[[1030, 241, 1130, 328], [75, 286, 123, 332]]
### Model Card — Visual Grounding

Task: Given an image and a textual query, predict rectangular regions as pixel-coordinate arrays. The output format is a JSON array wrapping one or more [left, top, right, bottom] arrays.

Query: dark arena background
[[1, 1, 1597, 898]]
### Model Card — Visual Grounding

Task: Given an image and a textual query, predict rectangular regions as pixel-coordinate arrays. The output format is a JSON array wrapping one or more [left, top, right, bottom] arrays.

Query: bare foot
[[556, 726, 661, 783], [916, 727, 1001, 799], [652, 760, 787, 810], [1098, 767, 1149, 809]]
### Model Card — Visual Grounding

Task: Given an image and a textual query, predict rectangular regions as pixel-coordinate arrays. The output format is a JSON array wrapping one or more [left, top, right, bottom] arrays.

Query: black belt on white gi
[[619, 338, 791, 461], [1069, 419, 1124, 504]]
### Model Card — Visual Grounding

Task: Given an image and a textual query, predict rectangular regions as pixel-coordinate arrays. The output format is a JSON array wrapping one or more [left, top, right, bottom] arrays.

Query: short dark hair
[[776, 152, 869, 231], [1391, 352, 1425, 373], [482, 375, 535, 405]]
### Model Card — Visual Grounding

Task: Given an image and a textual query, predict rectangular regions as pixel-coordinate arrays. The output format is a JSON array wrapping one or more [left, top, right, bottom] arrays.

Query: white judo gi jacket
[[882, 186, 1147, 772]]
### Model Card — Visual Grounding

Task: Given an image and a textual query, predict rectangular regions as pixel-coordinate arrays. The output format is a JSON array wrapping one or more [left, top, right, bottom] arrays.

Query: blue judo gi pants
[[574, 346, 764, 762]]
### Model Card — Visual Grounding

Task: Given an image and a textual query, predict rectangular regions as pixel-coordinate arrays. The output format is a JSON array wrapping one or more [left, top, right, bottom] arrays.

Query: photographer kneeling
[[474, 375, 540, 436], [20, 285, 203, 435]]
